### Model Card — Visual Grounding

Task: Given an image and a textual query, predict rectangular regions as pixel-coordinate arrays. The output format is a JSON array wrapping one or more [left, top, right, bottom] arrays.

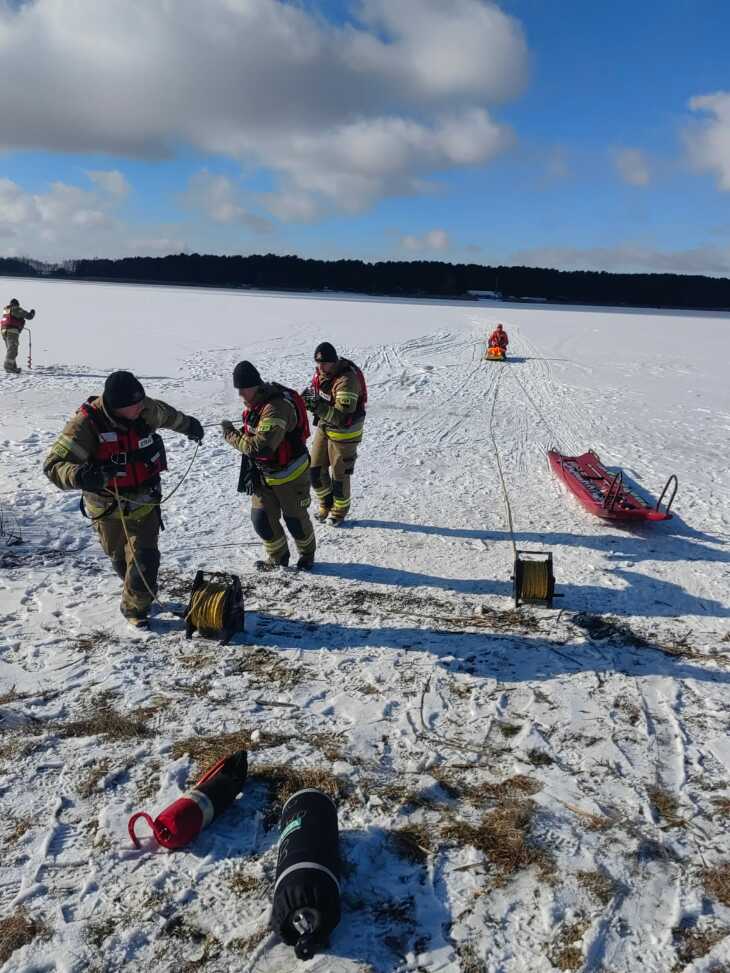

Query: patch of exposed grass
[[69, 629, 112, 654], [377, 781, 445, 812], [3, 816, 33, 845], [77, 760, 112, 799], [159, 569, 193, 601], [456, 943, 486, 973], [577, 869, 618, 905], [390, 825, 434, 865], [712, 797, 730, 816], [227, 867, 260, 897], [136, 759, 161, 803], [527, 749, 554, 767], [547, 918, 590, 970], [0, 734, 42, 763], [0, 911, 49, 965], [251, 763, 345, 807], [57, 692, 150, 742], [227, 927, 269, 955], [614, 695, 641, 725], [704, 864, 730, 907], [86, 917, 118, 949], [672, 922, 730, 970], [647, 786, 685, 828], [430, 767, 542, 806], [301, 731, 347, 763], [172, 729, 276, 773], [441, 800, 552, 880], [230, 645, 310, 691], [498, 723, 522, 738]]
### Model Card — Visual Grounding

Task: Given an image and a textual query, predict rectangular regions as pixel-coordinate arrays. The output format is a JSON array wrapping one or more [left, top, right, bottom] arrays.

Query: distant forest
[[2, 253, 730, 311]]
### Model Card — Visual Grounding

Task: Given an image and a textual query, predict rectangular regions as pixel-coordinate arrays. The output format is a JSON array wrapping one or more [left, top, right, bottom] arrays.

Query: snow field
[[1, 278, 730, 971]]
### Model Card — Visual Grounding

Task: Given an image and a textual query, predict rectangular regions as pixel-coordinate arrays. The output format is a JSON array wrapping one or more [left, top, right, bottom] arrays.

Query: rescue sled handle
[[655, 473, 678, 516]]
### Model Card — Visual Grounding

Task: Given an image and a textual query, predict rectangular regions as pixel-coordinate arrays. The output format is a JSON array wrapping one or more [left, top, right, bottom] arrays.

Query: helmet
[[9, 298, 19, 307]]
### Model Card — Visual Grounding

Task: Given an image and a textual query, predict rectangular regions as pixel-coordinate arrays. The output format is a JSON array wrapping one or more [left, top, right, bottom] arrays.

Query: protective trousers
[[2, 330, 20, 372], [93, 509, 161, 618], [250, 469, 315, 564], [309, 426, 358, 521]]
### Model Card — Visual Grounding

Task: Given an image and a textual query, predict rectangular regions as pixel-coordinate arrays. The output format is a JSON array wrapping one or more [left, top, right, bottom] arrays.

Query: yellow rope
[[519, 559, 552, 601], [186, 583, 228, 631]]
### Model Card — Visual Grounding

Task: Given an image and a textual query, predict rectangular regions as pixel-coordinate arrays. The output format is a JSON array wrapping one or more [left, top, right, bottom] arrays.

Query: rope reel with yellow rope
[[184, 570, 244, 645]]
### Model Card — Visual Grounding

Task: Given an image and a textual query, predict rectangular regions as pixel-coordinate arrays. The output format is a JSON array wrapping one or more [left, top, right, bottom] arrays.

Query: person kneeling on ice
[[2, 298, 35, 374], [302, 341, 367, 525], [487, 324, 509, 351], [43, 371, 204, 628], [488, 323, 509, 350], [221, 361, 316, 572]]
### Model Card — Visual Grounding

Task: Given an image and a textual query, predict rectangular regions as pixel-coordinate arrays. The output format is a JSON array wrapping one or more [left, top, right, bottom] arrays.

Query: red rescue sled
[[548, 449, 677, 523], [485, 345, 506, 361]]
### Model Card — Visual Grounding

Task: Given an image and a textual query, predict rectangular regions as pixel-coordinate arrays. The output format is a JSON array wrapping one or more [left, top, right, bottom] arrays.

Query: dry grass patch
[[69, 630, 112, 654], [231, 646, 310, 690], [390, 824, 434, 865], [3, 815, 33, 845], [227, 867, 260, 897], [704, 864, 730, 907], [577, 869, 618, 906], [456, 943, 486, 973], [77, 760, 112, 799], [171, 728, 282, 773], [57, 692, 150, 742], [547, 918, 590, 971], [712, 797, 730, 816], [0, 911, 49, 965], [442, 800, 552, 881], [227, 927, 269, 955], [251, 763, 345, 807], [672, 923, 730, 970], [430, 768, 542, 806], [136, 759, 161, 803], [647, 786, 685, 828]]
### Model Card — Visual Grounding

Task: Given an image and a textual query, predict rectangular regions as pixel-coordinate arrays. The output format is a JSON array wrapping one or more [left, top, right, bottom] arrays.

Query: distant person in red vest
[[2, 298, 35, 373], [488, 324, 509, 350]]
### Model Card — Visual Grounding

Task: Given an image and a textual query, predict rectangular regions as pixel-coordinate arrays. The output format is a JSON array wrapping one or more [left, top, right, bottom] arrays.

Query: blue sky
[[1, 0, 729, 273]]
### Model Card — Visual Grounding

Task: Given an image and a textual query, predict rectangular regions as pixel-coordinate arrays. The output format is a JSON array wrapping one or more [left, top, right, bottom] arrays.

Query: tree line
[[2, 253, 730, 310]]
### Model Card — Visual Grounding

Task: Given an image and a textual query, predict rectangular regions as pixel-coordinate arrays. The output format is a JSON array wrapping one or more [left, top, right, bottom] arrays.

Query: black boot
[[296, 554, 315, 571], [255, 552, 290, 572]]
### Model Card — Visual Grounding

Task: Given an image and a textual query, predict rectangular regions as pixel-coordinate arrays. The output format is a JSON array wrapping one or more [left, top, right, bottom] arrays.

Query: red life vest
[[242, 384, 310, 470], [1, 309, 22, 332], [489, 330, 508, 349], [79, 398, 167, 490], [311, 358, 367, 426]]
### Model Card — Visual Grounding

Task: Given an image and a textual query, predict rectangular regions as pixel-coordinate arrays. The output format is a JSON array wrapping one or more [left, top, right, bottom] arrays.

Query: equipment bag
[[271, 788, 341, 960]]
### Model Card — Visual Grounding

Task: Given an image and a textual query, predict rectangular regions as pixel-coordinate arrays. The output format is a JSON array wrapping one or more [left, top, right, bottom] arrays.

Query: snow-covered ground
[[1, 277, 730, 972]]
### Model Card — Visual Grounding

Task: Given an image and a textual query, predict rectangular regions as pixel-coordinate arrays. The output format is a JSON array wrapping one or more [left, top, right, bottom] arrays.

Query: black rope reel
[[184, 570, 245, 644], [512, 550, 556, 609]]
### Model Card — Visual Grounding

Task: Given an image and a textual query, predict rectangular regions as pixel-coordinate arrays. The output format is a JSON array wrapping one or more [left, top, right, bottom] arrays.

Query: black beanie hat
[[104, 370, 145, 410], [233, 360, 262, 388], [314, 341, 338, 363]]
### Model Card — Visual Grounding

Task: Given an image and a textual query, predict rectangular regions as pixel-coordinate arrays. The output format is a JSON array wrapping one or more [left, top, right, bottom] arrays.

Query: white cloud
[[184, 172, 272, 232], [0, 174, 181, 261], [614, 148, 651, 187], [86, 170, 131, 197], [0, 0, 525, 219], [511, 243, 730, 276], [684, 91, 730, 190], [401, 228, 451, 252]]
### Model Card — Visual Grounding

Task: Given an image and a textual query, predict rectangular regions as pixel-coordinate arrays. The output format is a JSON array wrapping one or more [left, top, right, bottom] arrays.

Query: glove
[[75, 463, 110, 492], [221, 420, 235, 435], [301, 386, 319, 412], [186, 417, 204, 442], [28, 309, 35, 319]]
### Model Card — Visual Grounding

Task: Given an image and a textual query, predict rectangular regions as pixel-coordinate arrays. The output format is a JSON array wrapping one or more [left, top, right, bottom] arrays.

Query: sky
[[1, 0, 729, 275]]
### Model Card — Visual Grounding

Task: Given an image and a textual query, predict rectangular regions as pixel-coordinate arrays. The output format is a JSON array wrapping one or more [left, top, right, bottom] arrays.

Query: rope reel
[[512, 551, 555, 608], [184, 570, 244, 645]]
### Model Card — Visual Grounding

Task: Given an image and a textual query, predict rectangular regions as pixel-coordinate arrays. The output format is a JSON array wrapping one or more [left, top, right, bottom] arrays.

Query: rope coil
[[186, 582, 228, 632]]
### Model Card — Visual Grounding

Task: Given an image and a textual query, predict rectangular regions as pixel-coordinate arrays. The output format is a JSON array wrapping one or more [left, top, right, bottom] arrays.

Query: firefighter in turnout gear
[[43, 371, 204, 628], [221, 361, 316, 571], [2, 299, 35, 373], [302, 342, 367, 524]]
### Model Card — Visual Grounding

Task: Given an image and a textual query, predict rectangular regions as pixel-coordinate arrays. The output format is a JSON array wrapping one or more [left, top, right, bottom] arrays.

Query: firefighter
[[488, 323, 509, 350], [43, 370, 204, 628], [2, 298, 35, 373], [221, 361, 316, 571], [302, 342, 367, 525]]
